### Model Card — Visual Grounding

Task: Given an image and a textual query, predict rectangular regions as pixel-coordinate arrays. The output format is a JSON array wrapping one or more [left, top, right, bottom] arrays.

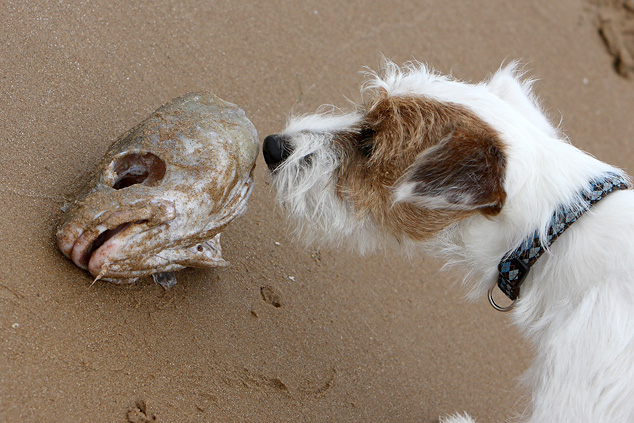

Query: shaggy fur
[[265, 61, 634, 422]]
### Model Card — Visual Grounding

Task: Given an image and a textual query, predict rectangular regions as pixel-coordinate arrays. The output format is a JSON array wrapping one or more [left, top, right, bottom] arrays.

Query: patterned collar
[[489, 173, 630, 312]]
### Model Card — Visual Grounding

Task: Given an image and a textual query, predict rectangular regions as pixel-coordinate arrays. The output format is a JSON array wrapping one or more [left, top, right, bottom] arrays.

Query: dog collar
[[489, 172, 630, 312]]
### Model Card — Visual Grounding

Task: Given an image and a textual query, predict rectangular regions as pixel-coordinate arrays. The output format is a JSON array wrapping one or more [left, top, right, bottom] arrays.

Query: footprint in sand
[[593, 0, 634, 78], [260, 285, 282, 308]]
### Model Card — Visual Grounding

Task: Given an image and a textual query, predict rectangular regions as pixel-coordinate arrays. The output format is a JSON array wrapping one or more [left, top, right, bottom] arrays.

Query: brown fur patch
[[334, 91, 506, 242], [405, 128, 507, 215]]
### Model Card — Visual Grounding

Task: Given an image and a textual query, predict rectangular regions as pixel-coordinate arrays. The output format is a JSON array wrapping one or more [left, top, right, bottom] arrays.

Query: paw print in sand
[[127, 399, 157, 423], [260, 285, 282, 308]]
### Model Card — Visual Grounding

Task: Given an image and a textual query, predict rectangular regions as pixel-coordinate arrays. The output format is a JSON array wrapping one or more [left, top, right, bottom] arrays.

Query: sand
[[1, 0, 633, 422]]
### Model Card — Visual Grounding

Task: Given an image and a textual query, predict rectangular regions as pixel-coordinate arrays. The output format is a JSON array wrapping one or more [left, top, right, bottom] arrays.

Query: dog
[[262, 60, 634, 422]]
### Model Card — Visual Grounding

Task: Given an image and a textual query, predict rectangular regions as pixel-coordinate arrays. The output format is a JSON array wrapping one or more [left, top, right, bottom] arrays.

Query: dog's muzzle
[[263, 134, 293, 171]]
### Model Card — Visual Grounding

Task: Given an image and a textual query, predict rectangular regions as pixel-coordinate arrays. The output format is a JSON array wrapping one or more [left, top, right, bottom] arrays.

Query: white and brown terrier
[[262, 61, 634, 422]]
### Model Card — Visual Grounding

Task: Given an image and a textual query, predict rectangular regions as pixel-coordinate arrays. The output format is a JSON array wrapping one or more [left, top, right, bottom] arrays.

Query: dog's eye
[[359, 142, 374, 157], [357, 126, 376, 158]]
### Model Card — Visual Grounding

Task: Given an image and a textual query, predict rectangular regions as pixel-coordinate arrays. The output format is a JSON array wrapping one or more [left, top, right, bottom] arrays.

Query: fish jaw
[[79, 166, 254, 280], [57, 194, 177, 272], [57, 178, 248, 280], [89, 234, 229, 280]]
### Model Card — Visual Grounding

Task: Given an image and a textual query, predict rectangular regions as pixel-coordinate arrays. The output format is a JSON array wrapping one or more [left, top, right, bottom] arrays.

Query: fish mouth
[[57, 198, 177, 279], [67, 219, 147, 277], [85, 223, 133, 274], [87, 221, 144, 277]]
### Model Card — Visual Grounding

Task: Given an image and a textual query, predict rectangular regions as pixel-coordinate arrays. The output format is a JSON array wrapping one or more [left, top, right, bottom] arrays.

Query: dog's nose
[[263, 134, 292, 171]]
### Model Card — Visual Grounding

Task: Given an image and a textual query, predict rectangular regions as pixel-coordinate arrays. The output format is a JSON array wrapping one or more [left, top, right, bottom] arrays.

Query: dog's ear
[[393, 129, 506, 215], [487, 63, 557, 138]]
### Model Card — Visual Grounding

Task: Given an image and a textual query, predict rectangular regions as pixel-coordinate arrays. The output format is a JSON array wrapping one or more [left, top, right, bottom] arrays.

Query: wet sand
[[1, 1, 633, 421]]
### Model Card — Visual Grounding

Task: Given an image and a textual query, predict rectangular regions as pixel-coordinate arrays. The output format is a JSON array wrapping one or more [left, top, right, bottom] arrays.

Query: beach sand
[[1, 1, 633, 421]]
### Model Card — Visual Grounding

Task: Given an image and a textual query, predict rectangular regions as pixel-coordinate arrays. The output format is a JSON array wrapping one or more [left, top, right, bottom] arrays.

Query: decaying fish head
[[57, 93, 259, 286]]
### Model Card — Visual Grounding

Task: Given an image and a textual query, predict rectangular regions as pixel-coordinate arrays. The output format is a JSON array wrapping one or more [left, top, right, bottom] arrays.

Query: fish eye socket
[[113, 152, 166, 190]]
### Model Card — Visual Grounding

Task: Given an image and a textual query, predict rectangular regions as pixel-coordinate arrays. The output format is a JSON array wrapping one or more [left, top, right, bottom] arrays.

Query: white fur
[[268, 61, 634, 422], [441, 413, 477, 423], [275, 112, 408, 253]]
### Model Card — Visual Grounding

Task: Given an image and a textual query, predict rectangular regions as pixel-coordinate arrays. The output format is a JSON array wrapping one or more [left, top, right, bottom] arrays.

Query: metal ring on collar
[[488, 285, 516, 312]]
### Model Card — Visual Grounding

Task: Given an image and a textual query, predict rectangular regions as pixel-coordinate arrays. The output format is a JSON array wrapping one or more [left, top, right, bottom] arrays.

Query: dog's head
[[263, 61, 556, 252]]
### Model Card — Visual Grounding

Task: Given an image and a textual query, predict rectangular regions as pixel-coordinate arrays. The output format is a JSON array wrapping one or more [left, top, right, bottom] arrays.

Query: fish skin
[[57, 93, 259, 284]]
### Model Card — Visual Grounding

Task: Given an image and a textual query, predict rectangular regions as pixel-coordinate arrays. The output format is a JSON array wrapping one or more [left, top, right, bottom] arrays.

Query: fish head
[[57, 93, 259, 282]]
